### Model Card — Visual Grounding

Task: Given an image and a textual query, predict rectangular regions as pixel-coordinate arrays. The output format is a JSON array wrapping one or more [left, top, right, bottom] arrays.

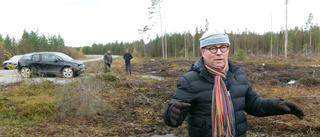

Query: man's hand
[[168, 102, 191, 126], [276, 100, 305, 119]]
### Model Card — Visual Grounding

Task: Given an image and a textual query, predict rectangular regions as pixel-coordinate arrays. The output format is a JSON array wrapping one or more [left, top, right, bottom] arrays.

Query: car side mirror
[[53, 59, 58, 62]]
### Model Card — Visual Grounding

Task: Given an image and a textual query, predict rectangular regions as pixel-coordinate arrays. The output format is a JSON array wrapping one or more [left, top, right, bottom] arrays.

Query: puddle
[[141, 75, 164, 80], [307, 65, 320, 67], [151, 134, 176, 137], [287, 80, 296, 85], [147, 71, 159, 74]]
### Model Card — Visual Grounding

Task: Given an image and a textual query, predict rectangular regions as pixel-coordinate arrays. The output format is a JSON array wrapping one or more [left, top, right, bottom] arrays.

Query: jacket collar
[[188, 57, 214, 83]]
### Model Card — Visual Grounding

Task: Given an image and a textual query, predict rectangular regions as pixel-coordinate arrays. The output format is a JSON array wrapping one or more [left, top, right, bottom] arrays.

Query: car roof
[[23, 52, 63, 56], [30, 52, 62, 54], [13, 55, 23, 57]]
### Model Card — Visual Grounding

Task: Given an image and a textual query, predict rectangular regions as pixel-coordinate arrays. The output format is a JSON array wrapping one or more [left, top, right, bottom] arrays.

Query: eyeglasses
[[204, 45, 230, 54]]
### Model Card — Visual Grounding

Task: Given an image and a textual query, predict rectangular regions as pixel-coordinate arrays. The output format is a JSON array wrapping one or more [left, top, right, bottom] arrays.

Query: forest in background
[[0, 29, 85, 64], [76, 24, 320, 58], [1, 23, 320, 64]]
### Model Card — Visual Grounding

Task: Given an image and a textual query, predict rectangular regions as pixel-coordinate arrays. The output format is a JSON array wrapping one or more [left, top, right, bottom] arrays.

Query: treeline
[[0, 29, 84, 64], [78, 25, 320, 58], [1, 25, 320, 63]]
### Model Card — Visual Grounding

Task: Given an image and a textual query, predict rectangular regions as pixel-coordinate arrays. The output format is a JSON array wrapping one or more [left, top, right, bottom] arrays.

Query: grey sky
[[0, 0, 319, 47]]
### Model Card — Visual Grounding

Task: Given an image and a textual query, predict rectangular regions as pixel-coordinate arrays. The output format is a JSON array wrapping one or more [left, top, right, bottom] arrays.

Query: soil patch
[[2, 57, 320, 136]]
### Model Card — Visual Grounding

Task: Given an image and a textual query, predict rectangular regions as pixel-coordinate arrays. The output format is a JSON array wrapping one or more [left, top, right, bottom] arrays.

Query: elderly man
[[104, 50, 112, 73], [162, 30, 304, 137]]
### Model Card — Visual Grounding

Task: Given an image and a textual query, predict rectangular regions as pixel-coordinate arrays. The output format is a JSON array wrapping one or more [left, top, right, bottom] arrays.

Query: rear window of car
[[31, 54, 41, 62]]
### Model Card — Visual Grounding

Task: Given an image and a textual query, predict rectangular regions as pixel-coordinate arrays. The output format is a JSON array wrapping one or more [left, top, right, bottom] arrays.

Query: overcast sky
[[1, 0, 319, 47]]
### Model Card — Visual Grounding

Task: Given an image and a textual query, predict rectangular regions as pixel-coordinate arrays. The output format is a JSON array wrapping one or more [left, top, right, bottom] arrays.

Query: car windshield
[[10, 55, 23, 62], [21, 54, 32, 60], [55, 53, 74, 61]]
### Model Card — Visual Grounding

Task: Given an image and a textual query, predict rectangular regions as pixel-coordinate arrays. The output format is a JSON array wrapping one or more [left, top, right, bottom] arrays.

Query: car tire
[[3, 63, 8, 70], [62, 67, 74, 78], [20, 67, 31, 78]]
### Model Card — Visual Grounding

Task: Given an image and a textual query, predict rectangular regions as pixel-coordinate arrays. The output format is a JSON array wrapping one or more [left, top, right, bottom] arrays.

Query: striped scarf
[[204, 59, 235, 137]]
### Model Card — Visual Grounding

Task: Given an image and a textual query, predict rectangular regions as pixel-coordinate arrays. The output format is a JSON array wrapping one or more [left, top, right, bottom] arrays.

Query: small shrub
[[104, 73, 118, 82], [55, 76, 106, 119], [39, 80, 54, 89], [132, 47, 140, 58], [234, 49, 247, 60]]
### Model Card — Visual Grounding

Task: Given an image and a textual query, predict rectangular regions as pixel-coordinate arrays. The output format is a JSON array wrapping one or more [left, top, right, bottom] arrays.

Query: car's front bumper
[[3, 63, 17, 69], [73, 65, 85, 74]]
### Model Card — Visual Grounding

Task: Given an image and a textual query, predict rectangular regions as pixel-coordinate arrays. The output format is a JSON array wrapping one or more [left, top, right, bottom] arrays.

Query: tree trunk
[[185, 33, 187, 58], [165, 33, 167, 59], [285, 0, 288, 58], [143, 43, 146, 57], [159, 3, 164, 59], [175, 35, 176, 58], [270, 12, 273, 59], [193, 34, 195, 58], [310, 28, 312, 53]]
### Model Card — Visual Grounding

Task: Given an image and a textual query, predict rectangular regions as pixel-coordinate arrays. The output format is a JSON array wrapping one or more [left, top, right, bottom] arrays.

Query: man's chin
[[213, 62, 225, 68]]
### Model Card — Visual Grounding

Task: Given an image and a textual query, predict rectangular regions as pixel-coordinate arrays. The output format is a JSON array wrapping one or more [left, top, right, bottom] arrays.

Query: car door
[[41, 53, 62, 75], [30, 54, 42, 75]]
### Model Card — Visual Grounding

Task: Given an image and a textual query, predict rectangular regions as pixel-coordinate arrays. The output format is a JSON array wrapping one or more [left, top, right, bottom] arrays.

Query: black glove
[[168, 102, 191, 126], [276, 100, 305, 119]]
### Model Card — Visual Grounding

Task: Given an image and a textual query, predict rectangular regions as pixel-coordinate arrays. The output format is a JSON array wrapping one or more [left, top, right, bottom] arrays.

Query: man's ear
[[200, 48, 205, 55]]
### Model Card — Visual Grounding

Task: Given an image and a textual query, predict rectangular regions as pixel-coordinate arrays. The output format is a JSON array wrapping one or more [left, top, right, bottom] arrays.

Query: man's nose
[[216, 48, 223, 54]]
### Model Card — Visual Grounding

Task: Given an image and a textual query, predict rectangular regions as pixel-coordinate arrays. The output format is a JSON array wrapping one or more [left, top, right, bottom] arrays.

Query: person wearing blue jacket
[[123, 49, 133, 76], [162, 30, 304, 137]]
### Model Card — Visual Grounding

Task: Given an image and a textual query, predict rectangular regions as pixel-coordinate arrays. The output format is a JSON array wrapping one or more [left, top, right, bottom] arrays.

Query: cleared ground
[[0, 54, 319, 136]]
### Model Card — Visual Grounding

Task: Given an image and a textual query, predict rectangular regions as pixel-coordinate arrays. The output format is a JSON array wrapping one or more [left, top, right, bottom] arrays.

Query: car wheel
[[62, 67, 74, 78], [20, 67, 31, 78], [3, 64, 8, 70]]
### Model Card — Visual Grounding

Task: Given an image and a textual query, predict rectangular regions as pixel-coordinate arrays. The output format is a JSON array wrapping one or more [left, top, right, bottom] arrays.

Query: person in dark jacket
[[162, 30, 305, 137], [123, 49, 133, 75], [104, 50, 112, 73]]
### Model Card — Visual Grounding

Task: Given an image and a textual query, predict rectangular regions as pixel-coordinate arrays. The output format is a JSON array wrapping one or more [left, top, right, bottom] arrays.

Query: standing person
[[162, 30, 304, 137], [104, 50, 112, 73], [123, 49, 133, 76]]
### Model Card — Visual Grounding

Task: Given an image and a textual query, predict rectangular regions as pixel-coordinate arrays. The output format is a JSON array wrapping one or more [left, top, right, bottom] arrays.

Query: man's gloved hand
[[168, 102, 191, 126], [276, 100, 305, 119]]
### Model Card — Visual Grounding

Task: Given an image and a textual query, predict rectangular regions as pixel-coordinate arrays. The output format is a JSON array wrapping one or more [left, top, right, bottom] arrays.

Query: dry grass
[[55, 76, 107, 119]]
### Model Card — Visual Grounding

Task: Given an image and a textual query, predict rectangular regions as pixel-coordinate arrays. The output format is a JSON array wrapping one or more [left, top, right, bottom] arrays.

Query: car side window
[[52, 55, 59, 61], [42, 54, 55, 62], [31, 54, 41, 62]]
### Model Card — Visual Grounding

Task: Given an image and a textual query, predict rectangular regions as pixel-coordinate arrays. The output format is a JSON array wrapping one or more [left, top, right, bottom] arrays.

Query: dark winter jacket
[[163, 57, 282, 137], [104, 53, 112, 64], [123, 53, 133, 64]]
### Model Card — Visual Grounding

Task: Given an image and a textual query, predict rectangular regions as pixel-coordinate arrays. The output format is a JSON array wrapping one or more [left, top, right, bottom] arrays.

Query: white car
[[2, 55, 23, 69]]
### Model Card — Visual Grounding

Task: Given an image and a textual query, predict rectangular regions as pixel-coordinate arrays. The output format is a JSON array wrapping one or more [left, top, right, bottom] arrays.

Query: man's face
[[126, 50, 128, 53], [108, 50, 111, 54], [201, 44, 229, 68]]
